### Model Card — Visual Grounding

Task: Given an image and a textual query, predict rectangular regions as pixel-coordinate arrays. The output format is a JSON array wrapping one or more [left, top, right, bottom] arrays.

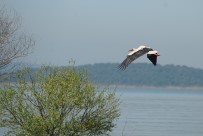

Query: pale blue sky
[[1, 0, 203, 68]]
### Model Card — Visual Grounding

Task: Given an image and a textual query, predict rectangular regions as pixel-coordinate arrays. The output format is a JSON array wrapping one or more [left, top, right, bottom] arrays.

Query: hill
[[2, 63, 203, 87], [79, 63, 203, 87]]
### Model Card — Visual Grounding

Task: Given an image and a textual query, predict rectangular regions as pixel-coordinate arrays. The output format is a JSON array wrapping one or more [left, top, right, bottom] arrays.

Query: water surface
[[112, 88, 203, 136]]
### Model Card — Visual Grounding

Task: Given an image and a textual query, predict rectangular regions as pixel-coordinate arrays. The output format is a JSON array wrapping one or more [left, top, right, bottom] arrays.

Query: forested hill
[[2, 63, 203, 87], [78, 63, 203, 87]]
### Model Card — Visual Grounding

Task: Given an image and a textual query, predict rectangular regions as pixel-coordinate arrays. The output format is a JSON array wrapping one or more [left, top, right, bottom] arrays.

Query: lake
[[111, 88, 203, 136]]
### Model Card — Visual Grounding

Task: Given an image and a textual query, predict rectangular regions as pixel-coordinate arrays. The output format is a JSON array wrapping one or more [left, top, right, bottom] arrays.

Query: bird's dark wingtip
[[153, 62, 157, 66], [118, 64, 126, 70]]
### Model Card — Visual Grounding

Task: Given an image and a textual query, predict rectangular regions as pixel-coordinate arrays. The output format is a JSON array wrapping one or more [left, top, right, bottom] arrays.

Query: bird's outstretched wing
[[118, 48, 150, 70], [118, 54, 137, 70], [147, 54, 157, 65]]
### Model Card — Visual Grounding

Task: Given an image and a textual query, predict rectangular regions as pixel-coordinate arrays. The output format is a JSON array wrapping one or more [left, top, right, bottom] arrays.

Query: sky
[[1, 0, 203, 69]]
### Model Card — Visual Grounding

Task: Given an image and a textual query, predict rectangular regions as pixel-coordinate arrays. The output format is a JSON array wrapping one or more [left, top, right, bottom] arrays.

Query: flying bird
[[118, 45, 160, 70]]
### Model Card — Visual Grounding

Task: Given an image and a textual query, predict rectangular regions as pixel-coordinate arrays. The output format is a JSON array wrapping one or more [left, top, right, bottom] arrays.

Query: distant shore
[[1, 83, 203, 91], [97, 84, 203, 90]]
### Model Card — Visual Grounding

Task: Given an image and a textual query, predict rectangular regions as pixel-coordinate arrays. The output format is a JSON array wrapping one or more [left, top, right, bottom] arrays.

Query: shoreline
[[97, 84, 203, 90], [1, 83, 203, 91]]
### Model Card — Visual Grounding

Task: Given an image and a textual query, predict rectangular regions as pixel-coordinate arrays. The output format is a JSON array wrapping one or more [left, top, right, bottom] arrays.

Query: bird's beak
[[156, 53, 160, 56]]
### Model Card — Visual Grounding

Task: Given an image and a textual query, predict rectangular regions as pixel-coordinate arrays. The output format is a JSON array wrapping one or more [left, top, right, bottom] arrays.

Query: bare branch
[[0, 7, 34, 76]]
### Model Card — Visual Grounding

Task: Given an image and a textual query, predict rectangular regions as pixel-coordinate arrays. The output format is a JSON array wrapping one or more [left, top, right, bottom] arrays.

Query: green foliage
[[0, 65, 120, 136]]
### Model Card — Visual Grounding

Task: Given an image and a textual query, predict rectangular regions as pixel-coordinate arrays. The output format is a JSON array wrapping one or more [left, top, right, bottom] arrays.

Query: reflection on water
[[112, 88, 203, 136]]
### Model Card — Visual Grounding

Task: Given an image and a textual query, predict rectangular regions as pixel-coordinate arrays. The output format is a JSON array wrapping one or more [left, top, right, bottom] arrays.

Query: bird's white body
[[147, 50, 159, 55], [128, 45, 146, 56]]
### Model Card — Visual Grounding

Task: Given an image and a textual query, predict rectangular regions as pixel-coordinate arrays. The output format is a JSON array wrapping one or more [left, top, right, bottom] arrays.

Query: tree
[[0, 64, 120, 136], [0, 7, 34, 76]]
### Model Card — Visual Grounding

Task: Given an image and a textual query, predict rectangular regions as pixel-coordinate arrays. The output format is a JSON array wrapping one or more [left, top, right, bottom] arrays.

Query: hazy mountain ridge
[[79, 63, 203, 87], [2, 63, 203, 87]]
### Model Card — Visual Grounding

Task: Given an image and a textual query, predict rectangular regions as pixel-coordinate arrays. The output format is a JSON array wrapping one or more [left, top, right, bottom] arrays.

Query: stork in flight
[[118, 45, 160, 70]]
